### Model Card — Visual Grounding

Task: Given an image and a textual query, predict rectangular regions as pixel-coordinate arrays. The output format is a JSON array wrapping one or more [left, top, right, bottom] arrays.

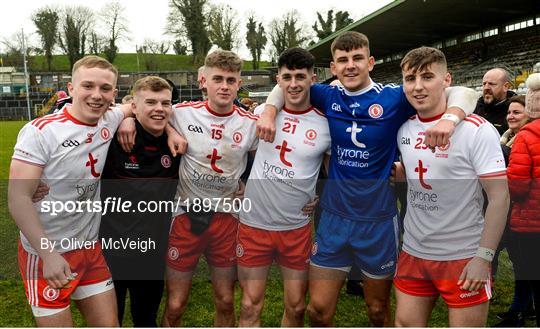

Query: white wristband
[[440, 113, 460, 125], [475, 247, 495, 262]]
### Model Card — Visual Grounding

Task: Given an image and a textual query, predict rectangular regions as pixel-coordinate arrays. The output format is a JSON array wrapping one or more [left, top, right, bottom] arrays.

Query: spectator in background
[[165, 79, 180, 104], [507, 73, 540, 328], [240, 97, 254, 109], [197, 66, 207, 100], [493, 95, 536, 327], [121, 94, 134, 104], [474, 68, 516, 135]]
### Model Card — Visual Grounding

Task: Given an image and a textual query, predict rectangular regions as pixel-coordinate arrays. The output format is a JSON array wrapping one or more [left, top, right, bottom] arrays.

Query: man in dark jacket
[[474, 68, 516, 135]]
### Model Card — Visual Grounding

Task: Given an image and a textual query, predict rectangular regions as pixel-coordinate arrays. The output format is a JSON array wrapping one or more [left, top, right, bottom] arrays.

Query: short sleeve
[[12, 123, 50, 167], [253, 103, 265, 116], [102, 106, 125, 132], [310, 84, 334, 114], [470, 124, 506, 176]]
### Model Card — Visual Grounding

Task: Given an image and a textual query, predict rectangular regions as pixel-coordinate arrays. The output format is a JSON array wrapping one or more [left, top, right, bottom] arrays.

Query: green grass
[[0, 121, 521, 326], [29, 54, 271, 72]]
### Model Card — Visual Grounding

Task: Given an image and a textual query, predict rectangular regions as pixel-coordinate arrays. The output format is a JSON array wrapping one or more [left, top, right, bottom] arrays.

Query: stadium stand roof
[[308, 0, 540, 65]]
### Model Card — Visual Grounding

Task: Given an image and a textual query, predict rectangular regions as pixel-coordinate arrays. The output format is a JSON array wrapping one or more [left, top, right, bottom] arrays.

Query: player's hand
[[302, 196, 319, 215], [32, 181, 50, 203], [234, 180, 246, 200], [256, 105, 277, 142], [41, 252, 77, 289], [117, 117, 137, 153], [457, 256, 490, 292], [390, 162, 405, 187], [167, 129, 188, 157], [424, 119, 455, 151]]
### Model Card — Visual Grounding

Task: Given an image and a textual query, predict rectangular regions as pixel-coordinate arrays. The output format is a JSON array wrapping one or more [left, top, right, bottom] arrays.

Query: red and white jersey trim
[[464, 114, 487, 127], [26, 253, 39, 307]]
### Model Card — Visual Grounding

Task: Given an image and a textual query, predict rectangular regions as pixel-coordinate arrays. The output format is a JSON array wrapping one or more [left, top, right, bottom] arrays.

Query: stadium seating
[[371, 26, 540, 91]]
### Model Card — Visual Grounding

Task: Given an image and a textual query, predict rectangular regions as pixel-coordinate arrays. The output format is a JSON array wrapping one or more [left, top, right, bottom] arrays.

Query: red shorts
[[18, 241, 113, 317], [167, 213, 237, 272], [394, 251, 491, 308], [236, 222, 312, 270]]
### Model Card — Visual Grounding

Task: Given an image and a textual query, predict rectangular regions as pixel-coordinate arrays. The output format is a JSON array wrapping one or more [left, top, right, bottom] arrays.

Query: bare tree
[[58, 6, 95, 69], [1, 31, 35, 67], [32, 6, 59, 71], [101, 2, 130, 63], [246, 14, 267, 70], [207, 4, 240, 51], [138, 39, 170, 71], [269, 10, 309, 62], [89, 32, 104, 55], [167, 0, 211, 64]]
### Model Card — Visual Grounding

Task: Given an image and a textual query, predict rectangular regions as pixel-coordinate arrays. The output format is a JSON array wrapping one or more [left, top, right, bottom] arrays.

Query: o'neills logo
[[168, 247, 179, 261], [43, 285, 60, 302], [236, 244, 244, 257], [460, 291, 480, 299], [311, 242, 318, 255]]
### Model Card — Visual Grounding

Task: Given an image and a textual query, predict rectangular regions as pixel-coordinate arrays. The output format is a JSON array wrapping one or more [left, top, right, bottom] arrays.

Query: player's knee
[[394, 316, 409, 328], [166, 297, 187, 318], [366, 301, 388, 326], [307, 302, 330, 325], [240, 297, 263, 318], [285, 299, 306, 319], [214, 294, 234, 314]]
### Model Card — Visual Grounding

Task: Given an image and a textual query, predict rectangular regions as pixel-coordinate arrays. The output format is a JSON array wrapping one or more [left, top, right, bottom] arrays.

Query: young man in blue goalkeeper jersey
[[257, 31, 477, 326]]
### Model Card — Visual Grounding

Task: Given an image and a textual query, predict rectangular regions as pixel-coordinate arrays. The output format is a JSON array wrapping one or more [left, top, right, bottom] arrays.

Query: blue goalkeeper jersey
[[311, 80, 415, 221]]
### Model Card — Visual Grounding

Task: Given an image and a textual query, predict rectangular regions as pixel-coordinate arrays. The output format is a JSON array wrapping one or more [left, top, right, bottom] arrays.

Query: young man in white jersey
[[257, 33, 478, 327], [237, 47, 331, 327], [8, 55, 132, 326], [161, 50, 259, 327], [394, 46, 510, 326]]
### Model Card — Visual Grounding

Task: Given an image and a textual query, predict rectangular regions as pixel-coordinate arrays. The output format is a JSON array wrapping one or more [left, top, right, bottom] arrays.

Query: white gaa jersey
[[12, 105, 124, 254], [240, 104, 331, 230], [170, 101, 258, 214], [397, 114, 506, 261]]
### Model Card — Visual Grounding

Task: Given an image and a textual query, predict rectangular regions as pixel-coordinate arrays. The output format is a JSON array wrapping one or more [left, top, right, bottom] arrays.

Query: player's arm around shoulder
[[424, 87, 479, 148], [256, 85, 284, 142]]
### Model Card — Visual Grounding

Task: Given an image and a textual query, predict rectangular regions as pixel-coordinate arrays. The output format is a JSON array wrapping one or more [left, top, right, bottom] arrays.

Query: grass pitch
[[0, 120, 518, 326]]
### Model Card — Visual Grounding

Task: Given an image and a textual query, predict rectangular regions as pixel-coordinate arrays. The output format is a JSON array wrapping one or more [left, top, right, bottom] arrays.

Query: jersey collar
[[342, 79, 375, 97]]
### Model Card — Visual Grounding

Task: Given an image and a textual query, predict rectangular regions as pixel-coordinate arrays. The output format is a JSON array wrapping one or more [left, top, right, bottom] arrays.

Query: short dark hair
[[509, 94, 526, 108], [400, 46, 447, 73], [331, 32, 370, 57], [278, 47, 315, 71]]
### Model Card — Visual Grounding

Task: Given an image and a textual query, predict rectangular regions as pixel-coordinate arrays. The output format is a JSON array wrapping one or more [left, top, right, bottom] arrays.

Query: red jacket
[[507, 119, 540, 232]]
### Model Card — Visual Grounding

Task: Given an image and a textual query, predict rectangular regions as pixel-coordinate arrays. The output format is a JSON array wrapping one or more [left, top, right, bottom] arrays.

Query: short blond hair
[[132, 76, 172, 96], [205, 50, 243, 73], [72, 55, 118, 82]]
